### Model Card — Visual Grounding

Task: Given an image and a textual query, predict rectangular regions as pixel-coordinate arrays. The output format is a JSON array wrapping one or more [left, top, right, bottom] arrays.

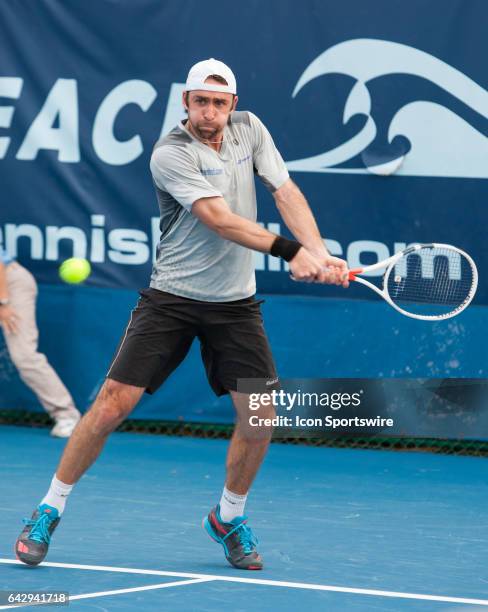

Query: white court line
[[0, 578, 213, 610], [1, 559, 488, 607]]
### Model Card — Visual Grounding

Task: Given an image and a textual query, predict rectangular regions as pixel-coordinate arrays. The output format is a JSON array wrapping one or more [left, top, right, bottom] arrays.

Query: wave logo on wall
[[286, 39, 488, 178]]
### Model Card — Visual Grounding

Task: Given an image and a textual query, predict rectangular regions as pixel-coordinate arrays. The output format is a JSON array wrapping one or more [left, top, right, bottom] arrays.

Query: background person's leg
[[5, 264, 80, 424]]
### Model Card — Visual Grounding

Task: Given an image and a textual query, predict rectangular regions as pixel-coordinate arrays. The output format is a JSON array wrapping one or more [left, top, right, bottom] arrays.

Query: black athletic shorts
[[106, 288, 278, 396]]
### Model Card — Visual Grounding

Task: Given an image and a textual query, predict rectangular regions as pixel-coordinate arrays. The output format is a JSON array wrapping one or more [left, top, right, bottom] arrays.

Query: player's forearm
[[274, 180, 329, 257], [215, 212, 277, 253], [193, 196, 281, 254], [0, 263, 9, 300]]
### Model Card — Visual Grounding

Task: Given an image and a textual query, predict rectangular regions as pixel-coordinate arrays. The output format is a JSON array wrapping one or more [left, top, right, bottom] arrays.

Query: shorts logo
[[266, 377, 279, 386]]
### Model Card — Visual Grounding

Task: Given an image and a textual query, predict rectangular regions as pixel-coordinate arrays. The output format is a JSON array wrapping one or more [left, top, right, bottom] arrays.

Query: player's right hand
[[289, 248, 345, 285], [0, 305, 19, 335]]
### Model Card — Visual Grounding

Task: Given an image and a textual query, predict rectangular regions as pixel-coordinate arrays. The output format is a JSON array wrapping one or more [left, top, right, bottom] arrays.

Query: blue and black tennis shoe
[[15, 504, 60, 566], [203, 505, 263, 570]]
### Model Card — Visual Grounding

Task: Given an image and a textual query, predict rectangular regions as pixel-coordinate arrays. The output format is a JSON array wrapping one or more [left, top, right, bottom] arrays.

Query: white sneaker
[[50, 414, 80, 438]]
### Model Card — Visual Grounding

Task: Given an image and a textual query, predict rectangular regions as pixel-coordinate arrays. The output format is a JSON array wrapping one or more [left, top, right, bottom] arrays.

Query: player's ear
[[182, 91, 189, 111], [231, 95, 238, 112]]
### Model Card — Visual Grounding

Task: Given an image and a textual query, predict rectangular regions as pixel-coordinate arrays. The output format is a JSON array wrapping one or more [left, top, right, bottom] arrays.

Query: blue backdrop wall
[[0, 0, 486, 421]]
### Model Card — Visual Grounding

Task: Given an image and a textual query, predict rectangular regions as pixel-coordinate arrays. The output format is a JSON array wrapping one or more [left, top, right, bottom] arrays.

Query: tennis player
[[16, 58, 348, 570]]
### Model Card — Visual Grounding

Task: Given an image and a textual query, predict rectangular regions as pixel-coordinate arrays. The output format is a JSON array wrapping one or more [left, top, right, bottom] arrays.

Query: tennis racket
[[348, 243, 478, 320]]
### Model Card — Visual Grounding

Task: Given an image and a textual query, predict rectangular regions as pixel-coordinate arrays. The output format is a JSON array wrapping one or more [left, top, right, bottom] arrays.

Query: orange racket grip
[[348, 268, 363, 281]]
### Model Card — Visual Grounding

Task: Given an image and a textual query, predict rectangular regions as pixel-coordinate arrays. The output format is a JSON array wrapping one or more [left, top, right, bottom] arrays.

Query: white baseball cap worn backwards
[[185, 58, 237, 95]]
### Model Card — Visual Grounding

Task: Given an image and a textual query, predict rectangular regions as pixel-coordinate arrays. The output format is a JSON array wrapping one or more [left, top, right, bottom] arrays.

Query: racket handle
[[290, 268, 351, 284]]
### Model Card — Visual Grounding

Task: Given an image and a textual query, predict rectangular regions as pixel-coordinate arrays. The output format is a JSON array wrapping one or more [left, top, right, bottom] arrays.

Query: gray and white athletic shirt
[[149, 111, 289, 301]]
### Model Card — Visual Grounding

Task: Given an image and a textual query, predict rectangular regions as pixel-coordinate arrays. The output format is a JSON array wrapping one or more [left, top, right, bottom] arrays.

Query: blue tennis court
[[1, 426, 487, 610], [1, 1, 487, 610]]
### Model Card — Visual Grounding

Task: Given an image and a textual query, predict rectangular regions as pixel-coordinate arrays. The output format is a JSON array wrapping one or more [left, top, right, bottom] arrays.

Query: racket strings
[[386, 246, 475, 316]]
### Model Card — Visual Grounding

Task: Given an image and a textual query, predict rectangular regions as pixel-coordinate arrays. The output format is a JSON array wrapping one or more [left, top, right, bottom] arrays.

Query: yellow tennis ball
[[59, 258, 91, 284]]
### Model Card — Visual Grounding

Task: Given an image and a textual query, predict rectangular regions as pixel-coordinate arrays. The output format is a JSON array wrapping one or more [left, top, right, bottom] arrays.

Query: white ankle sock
[[40, 475, 74, 515], [219, 486, 248, 523]]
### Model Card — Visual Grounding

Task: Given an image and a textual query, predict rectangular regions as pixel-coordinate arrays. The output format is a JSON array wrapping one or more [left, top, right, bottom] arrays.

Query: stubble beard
[[189, 121, 223, 143]]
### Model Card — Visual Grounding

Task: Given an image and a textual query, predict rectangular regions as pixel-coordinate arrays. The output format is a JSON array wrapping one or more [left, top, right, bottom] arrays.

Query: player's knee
[[88, 404, 125, 435], [89, 379, 141, 432], [236, 403, 275, 442]]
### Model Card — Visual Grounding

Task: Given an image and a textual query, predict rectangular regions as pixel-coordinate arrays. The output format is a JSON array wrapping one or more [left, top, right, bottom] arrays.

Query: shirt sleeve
[[249, 112, 289, 192], [150, 145, 222, 212]]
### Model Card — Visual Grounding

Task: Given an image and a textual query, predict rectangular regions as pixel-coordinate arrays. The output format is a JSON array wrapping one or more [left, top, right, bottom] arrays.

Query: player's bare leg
[[57, 379, 145, 484], [15, 379, 144, 566], [226, 390, 274, 494], [203, 390, 274, 570]]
